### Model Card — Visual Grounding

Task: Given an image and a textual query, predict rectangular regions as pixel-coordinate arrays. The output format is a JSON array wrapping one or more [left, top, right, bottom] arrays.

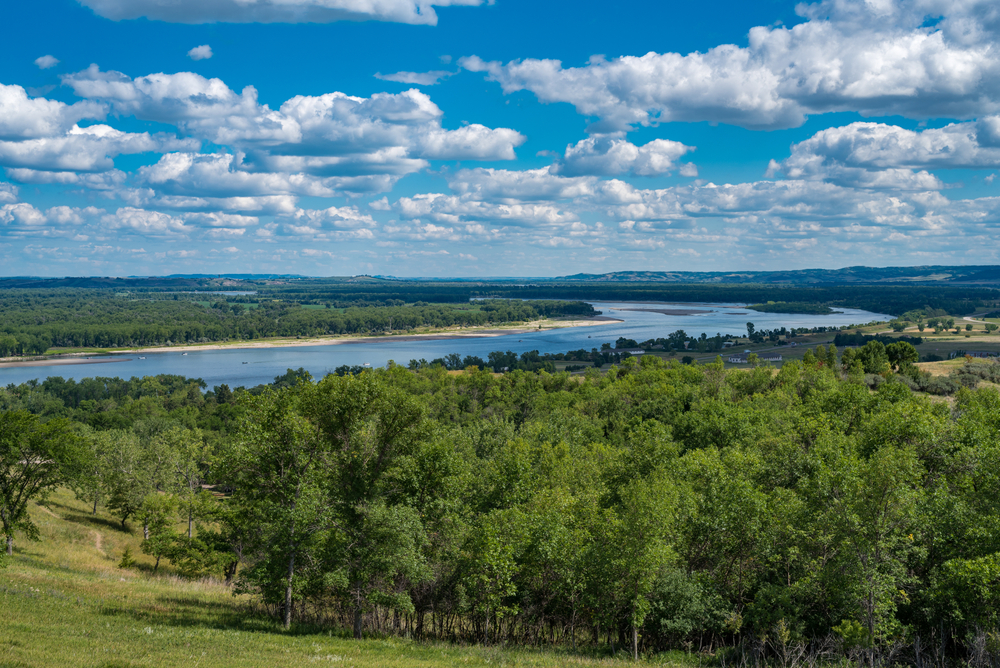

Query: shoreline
[[0, 357, 133, 369], [0, 316, 622, 368]]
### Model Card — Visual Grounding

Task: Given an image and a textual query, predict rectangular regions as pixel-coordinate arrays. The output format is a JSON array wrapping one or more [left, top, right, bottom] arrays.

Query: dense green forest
[[5, 278, 1000, 317], [0, 294, 594, 355], [232, 281, 998, 316], [4, 349, 1000, 663], [747, 302, 835, 315]]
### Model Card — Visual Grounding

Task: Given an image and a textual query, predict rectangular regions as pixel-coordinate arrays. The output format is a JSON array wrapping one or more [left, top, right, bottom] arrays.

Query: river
[[0, 302, 890, 388]]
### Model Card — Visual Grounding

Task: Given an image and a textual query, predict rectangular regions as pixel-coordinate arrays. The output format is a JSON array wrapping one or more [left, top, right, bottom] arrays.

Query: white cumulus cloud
[[0, 202, 47, 227], [35, 55, 60, 69], [553, 136, 695, 177], [77, 0, 487, 25], [187, 45, 213, 60], [768, 120, 1000, 189], [0, 83, 104, 140], [0, 124, 198, 173], [62, 67, 525, 185], [0, 183, 18, 204], [460, 0, 1000, 131]]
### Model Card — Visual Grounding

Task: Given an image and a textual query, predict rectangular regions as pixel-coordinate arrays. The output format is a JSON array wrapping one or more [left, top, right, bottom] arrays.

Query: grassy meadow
[[1, 490, 687, 668]]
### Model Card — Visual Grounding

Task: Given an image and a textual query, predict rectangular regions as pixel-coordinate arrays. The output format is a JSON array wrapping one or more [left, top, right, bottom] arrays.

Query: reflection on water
[[0, 301, 890, 389]]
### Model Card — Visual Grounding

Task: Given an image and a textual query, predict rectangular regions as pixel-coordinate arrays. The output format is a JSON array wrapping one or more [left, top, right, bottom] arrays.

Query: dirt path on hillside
[[91, 530, 105, 557]]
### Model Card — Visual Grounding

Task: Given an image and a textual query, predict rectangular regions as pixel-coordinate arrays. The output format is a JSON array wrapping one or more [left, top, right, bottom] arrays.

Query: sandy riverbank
[[0, 316, 621, 368], [0, 357, 132, 369]]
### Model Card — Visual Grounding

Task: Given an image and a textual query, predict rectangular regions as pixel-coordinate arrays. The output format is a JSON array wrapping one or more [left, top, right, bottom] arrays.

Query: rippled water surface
[[0, 302, 890, 388]]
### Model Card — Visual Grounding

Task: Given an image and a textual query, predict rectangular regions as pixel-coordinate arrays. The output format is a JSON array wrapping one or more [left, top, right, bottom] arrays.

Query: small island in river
[[747, 301, 840, 314]]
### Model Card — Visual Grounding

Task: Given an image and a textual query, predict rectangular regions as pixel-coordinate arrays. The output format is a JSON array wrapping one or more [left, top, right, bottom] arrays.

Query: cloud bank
[[461, 0, 1000, 132]]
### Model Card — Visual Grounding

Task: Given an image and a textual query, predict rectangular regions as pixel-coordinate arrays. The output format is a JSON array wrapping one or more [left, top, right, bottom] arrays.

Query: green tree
[[159, 427, 212, 538], [885, 341, 919, 372], [855, 341, 891, 375], [814, 441, 923, 652], [930, 553, 1000, 632], [225, 388, 330, 629], [0, 411, 86, 556], [301, 370, 430, 639], [599, 468, 685, 660], [463, 508, 522, 645], [139, 493, 178, 573], [827, 344, 839, 368], [96, 430, 152, 530]]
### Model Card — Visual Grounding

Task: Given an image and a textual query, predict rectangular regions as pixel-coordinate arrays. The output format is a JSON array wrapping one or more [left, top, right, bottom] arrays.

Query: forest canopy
[[3, 354, 1000, 662]]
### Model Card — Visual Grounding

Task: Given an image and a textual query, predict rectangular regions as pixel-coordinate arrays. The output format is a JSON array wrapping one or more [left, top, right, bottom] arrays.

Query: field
[[0, 490, 683, 668]]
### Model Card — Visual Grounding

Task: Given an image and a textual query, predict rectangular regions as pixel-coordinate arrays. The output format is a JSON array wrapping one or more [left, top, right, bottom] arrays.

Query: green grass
[[0, 491, 682, 667]]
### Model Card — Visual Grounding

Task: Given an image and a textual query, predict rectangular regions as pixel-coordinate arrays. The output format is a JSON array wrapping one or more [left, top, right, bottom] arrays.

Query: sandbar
[[610, 307, 713, 316], [0, 357, 131, 369]]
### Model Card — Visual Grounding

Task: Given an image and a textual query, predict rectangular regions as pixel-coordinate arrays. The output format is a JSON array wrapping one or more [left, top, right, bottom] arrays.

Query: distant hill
[[557, 266, 1000, 285], [3, 266, 1000, 289]]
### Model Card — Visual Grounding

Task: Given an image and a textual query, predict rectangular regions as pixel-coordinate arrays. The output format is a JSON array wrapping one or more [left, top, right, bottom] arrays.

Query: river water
[[0, 302, 890, 389]]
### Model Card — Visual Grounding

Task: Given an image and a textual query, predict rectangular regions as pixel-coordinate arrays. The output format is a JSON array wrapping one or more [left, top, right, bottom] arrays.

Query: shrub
[[118, 546, 137, 569]]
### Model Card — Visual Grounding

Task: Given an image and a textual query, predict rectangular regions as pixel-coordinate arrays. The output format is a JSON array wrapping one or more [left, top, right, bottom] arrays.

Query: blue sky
[[1, 0, 999, 276]]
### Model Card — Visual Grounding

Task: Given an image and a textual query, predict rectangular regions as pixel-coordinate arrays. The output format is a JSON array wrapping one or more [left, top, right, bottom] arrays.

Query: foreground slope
[[0, 489, 672, 668]]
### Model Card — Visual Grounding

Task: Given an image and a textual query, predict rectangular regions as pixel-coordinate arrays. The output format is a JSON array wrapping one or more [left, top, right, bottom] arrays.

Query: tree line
[[238, 280, 999, 316]]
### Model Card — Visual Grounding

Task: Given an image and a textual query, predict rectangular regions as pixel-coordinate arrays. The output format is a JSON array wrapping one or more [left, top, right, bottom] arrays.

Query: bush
[[118, 546, 137, 569], [863, 373, 885, 389], [951, 360, 1000, 388], [925, 376, 961, 395], [895, 371, 962, 395]]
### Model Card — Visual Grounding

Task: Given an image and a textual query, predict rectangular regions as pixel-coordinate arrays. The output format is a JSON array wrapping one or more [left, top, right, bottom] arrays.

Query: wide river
[[0, 301, 890, 389]]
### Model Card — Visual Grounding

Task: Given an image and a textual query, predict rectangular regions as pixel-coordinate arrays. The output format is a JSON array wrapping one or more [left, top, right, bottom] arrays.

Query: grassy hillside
[[0, 489, 680, 668]]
